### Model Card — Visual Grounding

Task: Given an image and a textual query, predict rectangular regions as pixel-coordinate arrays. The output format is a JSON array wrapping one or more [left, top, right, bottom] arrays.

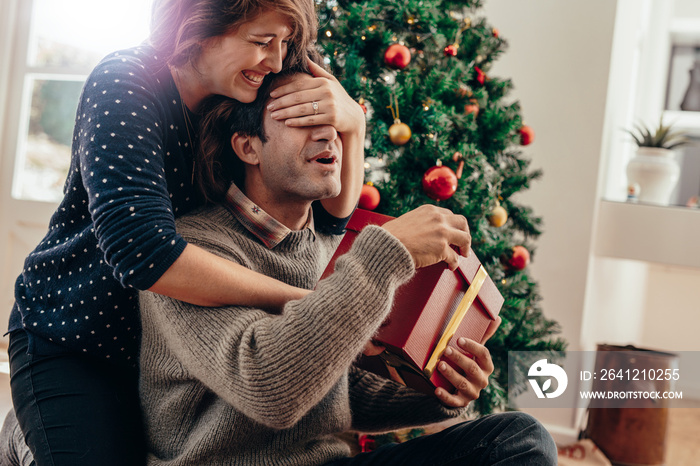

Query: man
[[137, 61, 558, 465]]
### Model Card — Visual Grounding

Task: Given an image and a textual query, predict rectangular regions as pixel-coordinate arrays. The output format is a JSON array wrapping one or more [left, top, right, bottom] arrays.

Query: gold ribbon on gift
[[423, 265, 488, 377]]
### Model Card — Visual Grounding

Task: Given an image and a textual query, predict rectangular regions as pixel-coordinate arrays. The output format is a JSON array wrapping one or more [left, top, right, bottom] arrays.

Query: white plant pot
[[625, 147, 680, 205]]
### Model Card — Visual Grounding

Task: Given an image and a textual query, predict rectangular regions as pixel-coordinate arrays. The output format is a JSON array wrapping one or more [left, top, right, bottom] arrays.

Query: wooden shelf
[[594, 200, 700, 269]]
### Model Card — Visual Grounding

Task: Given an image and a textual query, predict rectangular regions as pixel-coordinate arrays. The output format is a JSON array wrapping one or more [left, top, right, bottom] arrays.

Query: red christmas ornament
[[492, 28, 500, 38], [384, 43, 411, 69], [444, 44, 459, 57], [519, 125, 535, 145], [464, 98, 479, 116], [508, 246, 530, 271], [474, 66, 486, 85], [422, 164, 458, 201], [358, 183, 380, 210]]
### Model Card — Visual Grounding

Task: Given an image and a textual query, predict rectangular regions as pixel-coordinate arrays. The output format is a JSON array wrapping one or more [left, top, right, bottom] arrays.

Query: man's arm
[[142, 204, 471, 430], [347, 367, 466, 433], [141, 225, 414, 430]]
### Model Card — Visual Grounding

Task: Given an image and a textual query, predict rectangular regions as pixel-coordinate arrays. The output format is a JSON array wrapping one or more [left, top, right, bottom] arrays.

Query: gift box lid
[[321, 208, 503, 321]]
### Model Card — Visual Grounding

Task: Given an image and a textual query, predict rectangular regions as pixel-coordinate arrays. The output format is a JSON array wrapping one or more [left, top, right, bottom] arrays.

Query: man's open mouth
[[309, 150, 338, 165]]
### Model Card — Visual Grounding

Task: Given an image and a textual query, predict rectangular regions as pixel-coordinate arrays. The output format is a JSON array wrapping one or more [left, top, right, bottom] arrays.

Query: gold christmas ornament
[[489, 204, 508, 227], [387, 93, 411, 146], [389, 121, 412, 145]]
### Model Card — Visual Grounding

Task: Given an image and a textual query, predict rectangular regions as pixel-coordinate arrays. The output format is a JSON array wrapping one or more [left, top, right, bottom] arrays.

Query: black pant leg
[[8, 330, 146, 466], [326, 412, 557, 466]]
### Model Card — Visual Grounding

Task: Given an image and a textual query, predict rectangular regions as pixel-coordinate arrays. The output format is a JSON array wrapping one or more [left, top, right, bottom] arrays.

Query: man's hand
[[434, 316, 502, 408], [382, 205, 471, 271]]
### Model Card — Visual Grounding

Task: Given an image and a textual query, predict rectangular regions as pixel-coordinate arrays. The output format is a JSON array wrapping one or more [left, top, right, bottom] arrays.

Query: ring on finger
[[312, 101, 319, 115]]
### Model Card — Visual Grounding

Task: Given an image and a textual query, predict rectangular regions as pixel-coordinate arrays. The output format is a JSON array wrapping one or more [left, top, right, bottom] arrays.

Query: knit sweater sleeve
[[347, 366, 466, 432], [140, 225, 415, 430], [78, 51, 186, 289]]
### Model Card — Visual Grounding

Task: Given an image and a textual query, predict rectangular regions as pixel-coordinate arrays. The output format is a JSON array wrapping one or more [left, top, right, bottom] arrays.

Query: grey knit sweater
[[139, 204, 464, 465]]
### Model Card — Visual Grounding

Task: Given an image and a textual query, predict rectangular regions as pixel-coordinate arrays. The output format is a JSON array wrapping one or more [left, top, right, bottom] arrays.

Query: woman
[[6, 1, 365, 465]]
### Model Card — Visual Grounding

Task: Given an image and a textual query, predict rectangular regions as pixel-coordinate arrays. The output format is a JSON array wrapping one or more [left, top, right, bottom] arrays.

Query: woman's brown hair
[[149, 0, 318, 70]]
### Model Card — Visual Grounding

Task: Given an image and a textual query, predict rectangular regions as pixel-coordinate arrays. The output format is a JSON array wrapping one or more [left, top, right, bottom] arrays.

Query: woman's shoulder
[[87, 44, 170, 91], [78, 43, 176, 123], [93, 43, 161, 70]]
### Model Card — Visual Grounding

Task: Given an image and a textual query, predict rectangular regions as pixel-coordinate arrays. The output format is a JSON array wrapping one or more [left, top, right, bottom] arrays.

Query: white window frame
[[5, 0, 98, 203]]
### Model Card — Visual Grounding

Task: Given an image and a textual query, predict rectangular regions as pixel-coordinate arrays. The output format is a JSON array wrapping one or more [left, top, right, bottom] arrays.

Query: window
[[12, 0, 152, 202]]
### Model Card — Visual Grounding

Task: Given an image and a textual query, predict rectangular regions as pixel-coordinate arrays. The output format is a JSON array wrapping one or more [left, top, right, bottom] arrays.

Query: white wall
[[617, 0, 700, 375], [641, 0, 700, 350], [483, 0, 700, 436], [675, 0, 700, 18], [641, 264, 700, 352], [481, 0, 619, 433], [480, 0, 617, 351]]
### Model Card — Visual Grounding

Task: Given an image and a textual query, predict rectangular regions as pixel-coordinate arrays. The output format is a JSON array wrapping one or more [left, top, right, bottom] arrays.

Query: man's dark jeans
[[326, 411, 558, 465]]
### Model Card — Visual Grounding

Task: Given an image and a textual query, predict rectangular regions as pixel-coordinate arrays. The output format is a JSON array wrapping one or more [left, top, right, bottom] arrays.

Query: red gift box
[[320, 209, 504, 396]]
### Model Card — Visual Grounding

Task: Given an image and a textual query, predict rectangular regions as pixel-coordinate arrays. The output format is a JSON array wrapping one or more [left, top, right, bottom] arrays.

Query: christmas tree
[[316, 0, 567, 415]]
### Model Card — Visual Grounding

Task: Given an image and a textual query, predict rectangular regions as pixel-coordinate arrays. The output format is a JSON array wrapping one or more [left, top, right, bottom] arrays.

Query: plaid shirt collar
[[223, 182, 315, 249]]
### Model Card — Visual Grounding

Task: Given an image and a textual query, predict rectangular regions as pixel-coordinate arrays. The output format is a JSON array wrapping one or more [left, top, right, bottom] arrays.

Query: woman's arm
[[81, 54, 310, 311], [321, 117, 365, 218], [268, 59, 366, 219], [148, 243, 309, 308]]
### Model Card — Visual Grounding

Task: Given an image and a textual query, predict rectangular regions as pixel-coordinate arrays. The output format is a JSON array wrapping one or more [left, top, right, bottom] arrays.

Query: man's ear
[[231, 133, 260, 166]]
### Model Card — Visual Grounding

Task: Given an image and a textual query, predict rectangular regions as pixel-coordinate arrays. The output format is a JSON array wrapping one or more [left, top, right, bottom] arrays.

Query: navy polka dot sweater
[[8, 45, 348, 367]]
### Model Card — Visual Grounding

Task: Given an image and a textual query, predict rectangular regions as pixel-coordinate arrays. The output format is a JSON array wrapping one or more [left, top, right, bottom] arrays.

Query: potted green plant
[[625, 118, 690, 205]]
